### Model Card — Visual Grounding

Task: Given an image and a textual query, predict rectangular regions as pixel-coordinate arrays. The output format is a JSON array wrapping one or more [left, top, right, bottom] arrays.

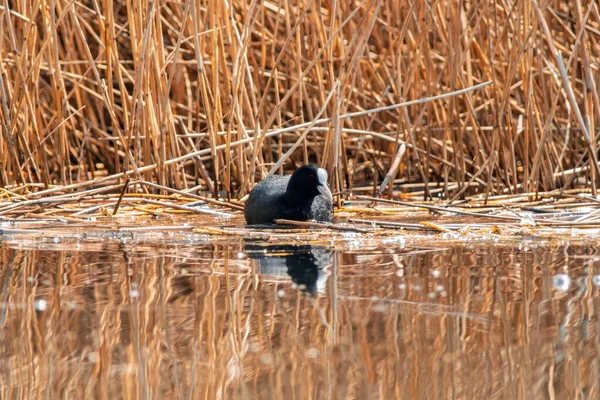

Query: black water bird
[[244, 165, 333, 225]]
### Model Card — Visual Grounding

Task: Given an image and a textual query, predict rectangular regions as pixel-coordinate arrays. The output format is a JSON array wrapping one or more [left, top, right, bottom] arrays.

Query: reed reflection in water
[[0, 237, 599, 399]]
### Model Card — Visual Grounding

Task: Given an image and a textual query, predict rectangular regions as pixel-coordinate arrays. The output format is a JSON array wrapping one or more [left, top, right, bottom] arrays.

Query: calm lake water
[[1, 216, 599, 399]]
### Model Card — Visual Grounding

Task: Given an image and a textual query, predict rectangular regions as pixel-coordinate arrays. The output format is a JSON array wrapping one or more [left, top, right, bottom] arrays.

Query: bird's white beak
[[317, 183, 333, 202], [316, 168, 333, 201]]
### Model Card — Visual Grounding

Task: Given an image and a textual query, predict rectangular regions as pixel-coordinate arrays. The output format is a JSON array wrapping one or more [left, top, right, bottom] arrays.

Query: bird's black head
[[285, 165, 333, 203]]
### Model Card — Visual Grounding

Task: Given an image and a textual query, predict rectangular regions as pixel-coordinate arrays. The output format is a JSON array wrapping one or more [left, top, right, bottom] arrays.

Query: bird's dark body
[[244, 174, 333, 225]]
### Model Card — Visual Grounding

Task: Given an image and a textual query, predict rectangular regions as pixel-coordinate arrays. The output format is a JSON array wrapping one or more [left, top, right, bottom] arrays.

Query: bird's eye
[[309, 174, 315, 178]]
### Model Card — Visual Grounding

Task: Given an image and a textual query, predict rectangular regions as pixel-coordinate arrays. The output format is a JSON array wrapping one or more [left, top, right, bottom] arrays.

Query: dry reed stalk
[[356, 195, 522, 221], [274, 218, 371, 233], [349, 218, 438, 231]]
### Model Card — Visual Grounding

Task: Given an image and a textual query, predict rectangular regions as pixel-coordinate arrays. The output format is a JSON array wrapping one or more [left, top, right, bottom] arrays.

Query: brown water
[[1, 217, 600, 399]]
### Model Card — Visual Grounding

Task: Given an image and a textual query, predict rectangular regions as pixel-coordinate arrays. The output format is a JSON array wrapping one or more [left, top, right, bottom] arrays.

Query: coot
[[244, 165, 333, 225]]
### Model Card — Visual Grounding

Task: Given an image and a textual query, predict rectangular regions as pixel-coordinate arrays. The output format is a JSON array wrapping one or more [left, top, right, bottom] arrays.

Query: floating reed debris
[[350, 218, 441, 231], [356, 195, 522, 221], [5, 188, 600, 241], [274, 219, 372, 233]]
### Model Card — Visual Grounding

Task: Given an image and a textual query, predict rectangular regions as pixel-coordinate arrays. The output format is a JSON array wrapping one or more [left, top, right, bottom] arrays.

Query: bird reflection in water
[[244, 244, 332, 294]]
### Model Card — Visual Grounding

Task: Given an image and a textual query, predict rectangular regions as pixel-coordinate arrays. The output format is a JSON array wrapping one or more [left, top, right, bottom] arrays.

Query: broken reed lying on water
[[5, 183, 600, 237]]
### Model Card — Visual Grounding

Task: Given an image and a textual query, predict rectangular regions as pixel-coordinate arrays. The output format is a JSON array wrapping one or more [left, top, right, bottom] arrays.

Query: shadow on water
[[1, 230, 600, 398]]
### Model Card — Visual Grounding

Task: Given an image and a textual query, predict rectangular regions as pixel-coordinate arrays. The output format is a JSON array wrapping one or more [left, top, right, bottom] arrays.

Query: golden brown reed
[[1, 0, 600, 199], [1, 239, 600, 398]]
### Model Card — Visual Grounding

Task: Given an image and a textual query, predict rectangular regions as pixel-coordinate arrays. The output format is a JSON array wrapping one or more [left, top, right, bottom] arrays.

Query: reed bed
[[1, 0, 600, 200]]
